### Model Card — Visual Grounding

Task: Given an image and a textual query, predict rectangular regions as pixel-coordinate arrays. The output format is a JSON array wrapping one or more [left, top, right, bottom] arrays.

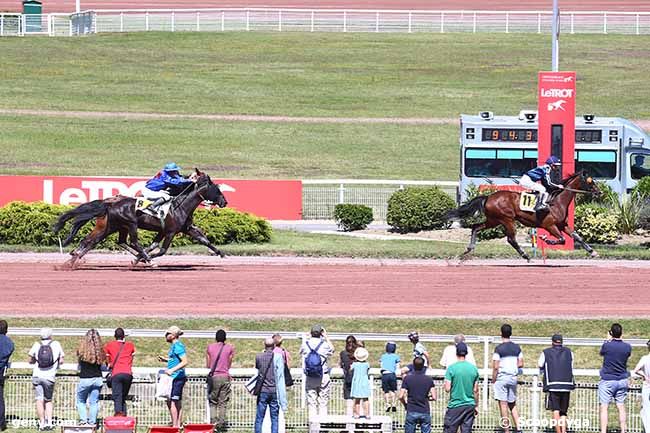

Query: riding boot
[[148, 197, 167, 211], [535, 192, 549, 211]]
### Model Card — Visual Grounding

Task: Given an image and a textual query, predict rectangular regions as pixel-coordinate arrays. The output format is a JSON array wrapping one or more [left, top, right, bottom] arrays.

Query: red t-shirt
[[104, 340, 135, 376]]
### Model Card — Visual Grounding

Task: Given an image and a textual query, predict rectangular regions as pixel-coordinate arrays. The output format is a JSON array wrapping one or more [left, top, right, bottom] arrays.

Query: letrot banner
[[0, 176, 303, 220]]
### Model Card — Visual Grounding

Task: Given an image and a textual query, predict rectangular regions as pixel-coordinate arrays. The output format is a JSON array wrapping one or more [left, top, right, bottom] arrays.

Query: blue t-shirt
[[600, 339, 631, 380], [401, 371, 434, 414], [167, 341, 187, 378], [380, 353, 400, 373]]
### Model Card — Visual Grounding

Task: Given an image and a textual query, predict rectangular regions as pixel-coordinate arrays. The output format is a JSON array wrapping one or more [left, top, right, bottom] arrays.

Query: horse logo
[[547, 99, 567, 111]]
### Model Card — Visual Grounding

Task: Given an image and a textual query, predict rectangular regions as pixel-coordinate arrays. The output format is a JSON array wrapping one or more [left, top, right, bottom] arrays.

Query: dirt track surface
[[1, 253, 648, 318]]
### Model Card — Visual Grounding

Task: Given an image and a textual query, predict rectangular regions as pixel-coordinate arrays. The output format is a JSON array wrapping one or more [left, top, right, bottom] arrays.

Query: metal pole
[[482, 337, 489, 412], [551, 0, 559, 71], [76, 0, 80, 13]]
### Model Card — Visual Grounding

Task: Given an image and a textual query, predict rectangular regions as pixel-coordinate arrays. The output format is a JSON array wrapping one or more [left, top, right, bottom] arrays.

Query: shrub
[[633, 176, 650, 199], [574, 204, 619, 244], [333, 204, 373, 231], [460, 183, 505, 241], [387, 186, 455, 233], [575, 181, 616, 206], [0, 201, 272, 248]]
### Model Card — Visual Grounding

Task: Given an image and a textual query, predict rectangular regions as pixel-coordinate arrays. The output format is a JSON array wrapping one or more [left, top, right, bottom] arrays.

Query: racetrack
[[1, 253, 647, 318]]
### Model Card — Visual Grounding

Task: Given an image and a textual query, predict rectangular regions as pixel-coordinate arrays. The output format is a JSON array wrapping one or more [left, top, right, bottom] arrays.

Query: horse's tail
[[445, 196, 488, 221], [53, 200, 108, 246]]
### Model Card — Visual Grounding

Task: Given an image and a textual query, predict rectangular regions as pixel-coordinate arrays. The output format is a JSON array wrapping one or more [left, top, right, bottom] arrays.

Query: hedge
[[574, 204, 619, 244], [333, 204, 373, 231], [0, 201, 272, 248], [387, 186, 455, 233]]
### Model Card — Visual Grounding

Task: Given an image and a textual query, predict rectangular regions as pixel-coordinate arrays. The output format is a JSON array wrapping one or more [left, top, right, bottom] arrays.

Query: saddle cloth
[[519, 192, 538, 212]]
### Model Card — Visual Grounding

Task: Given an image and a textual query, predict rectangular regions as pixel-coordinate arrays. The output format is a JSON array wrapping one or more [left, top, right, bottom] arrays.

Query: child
[[380, 342, 401, 412], [350, 347, 371, 419]]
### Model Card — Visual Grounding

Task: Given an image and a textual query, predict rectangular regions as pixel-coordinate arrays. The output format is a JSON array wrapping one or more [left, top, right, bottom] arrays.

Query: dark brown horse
[[53, 169, 227, 268], [446, 172, 601, 261]]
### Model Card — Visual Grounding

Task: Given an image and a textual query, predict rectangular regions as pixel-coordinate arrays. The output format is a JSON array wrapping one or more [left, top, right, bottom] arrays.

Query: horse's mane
[[560, 172, 582, 185]]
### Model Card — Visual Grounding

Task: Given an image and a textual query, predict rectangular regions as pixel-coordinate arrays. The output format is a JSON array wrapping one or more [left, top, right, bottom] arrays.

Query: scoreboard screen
[[481, 128, 537, 142]]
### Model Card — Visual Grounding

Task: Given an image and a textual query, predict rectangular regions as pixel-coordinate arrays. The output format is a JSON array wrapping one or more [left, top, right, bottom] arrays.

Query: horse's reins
[[561, 186, 596, 194]]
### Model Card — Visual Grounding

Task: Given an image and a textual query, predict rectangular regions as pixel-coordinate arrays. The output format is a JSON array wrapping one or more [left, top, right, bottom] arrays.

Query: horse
[[53, 169, 227, 269], [446, 171, 601, 262]]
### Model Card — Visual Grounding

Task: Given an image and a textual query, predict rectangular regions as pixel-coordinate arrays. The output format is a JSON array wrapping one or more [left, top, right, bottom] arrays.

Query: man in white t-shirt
[[27, 328, 64, 431], [633, 340, 650, 432], [440, 335, 476, 368]]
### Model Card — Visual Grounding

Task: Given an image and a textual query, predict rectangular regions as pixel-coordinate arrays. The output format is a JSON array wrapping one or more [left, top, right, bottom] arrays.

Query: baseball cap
[[40, 328, 53, 340], [408, 331, 419, 340], [311, 324, 323, 335], [165, 325, 183, 337], [456, 342, 468, 356], [552, 334, 563, 344]]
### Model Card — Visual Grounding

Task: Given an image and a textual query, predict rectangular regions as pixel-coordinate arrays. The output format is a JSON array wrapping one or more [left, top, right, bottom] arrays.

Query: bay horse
[[53, 169, 227, 268], [446, 171, 601, 261]]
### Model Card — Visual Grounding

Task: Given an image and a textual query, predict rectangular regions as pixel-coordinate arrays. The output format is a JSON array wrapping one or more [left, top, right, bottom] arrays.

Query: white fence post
[[278, 10, 281, 31], [338, 184, 345, 204], [196, 11, 199, 31], [68, 15, 73, 36], [482, 336, 489, 412], [375, 11, 378, 32], [473, 12, 477, 33], [120, 12, 123, 32], [537, 12, 540, 33], [1, 14, 4, 36], [310, 10, 314, 32], [571, 13, 574, 34], [440, 11, 444, 33], [171, 11, 175, 31], [531, 375, 540, 433], [145, 11, 149, 31], [603, 12, 607, 34], [505, 12, 509, 33], [636, 13, 640, 35], [408, 11, 412, 33], [343, 10, 346, 32], [246, 9, 249, 31], [221, 11, 224, 31]]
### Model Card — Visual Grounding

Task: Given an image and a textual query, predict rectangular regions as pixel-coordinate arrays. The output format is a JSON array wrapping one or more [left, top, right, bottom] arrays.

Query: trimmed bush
[[460, 184, 505, 241], [0, 201, 272, 248], [333, 204, 373, 232], [574, 204, 619, 244], [387, 186, 455, 233], [576, 181, 616, 206]]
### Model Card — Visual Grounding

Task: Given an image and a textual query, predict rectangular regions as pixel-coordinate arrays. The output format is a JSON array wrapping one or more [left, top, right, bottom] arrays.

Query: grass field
[[1, 32, 650, 178], [4, 317, 650, 372]]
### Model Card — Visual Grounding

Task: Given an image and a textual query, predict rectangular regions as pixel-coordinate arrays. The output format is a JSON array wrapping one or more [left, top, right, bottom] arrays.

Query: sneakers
[[392, 406, 397, 412]]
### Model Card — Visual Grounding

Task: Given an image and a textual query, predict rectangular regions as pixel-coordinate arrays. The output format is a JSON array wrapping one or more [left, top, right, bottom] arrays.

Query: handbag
[[282, 349, 294, 387], [106, 342, 126, 389], [206, 343, 225, 395], [155, 371, 173, 400], [247, 353, 273, 396]]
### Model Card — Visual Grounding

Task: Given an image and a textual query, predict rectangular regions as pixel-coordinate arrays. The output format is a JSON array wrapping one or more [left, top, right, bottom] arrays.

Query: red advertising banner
[[538, 71, 576, 249], [0, 176, 302, 220]]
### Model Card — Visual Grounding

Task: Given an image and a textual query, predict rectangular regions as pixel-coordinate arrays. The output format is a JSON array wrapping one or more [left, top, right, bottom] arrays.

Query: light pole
[[551, 0, 559, 71]]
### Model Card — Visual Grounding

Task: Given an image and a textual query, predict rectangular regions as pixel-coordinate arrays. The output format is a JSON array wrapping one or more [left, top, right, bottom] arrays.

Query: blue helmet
[[163, 162, 182, 172], [546, 156, 561, 165]]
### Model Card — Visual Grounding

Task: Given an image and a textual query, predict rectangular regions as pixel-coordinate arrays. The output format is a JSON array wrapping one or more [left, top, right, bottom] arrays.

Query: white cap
[[40, 328, 53, 340]]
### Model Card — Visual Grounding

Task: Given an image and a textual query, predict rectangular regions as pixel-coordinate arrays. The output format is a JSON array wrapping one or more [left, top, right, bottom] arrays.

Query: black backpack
[[37, 342, 55, 369]]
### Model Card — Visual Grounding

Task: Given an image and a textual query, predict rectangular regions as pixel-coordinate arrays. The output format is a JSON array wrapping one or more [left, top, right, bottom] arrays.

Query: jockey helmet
[[163, 162, 182, 172], [546, 156, 561, 166]]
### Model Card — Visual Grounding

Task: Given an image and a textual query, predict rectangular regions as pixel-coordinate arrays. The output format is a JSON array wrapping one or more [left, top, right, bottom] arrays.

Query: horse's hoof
[[590, 251, 599, 258]]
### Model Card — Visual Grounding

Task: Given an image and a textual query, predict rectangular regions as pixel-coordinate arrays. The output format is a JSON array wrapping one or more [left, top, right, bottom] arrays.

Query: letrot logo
[[547, 99, 567, 112], [540, 88, 574, 98]]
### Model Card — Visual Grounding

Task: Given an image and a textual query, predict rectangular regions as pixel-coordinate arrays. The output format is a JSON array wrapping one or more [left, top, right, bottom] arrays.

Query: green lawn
[[0, 115, 458, 178], [3, 317, 650, 371], [1, 33, 650, 118]]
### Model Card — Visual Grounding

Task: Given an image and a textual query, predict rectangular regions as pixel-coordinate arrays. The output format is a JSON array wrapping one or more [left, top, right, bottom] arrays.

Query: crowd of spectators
[[0, 320, 649, 433]]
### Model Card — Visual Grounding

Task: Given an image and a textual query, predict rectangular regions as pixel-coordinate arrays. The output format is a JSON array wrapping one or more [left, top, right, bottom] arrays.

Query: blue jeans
[[76, 377, 103, 425], [405, 411, 431, 433], [254, 391, 279, 433]]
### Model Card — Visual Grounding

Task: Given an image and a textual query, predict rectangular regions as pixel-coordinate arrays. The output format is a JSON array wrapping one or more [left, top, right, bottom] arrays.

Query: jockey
[[143, 163, 195, 214], [520, 156, 564, 210]]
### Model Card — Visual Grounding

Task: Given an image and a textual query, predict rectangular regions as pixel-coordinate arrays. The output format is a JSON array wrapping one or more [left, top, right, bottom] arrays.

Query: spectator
[[443, 342, 479, 433], [76, 329, 106, 427], [340, 335, 358, 416], [272, 333, 291, 368], [0, 320, 14, 432], [158, 326, 188, 428], [300, 325, 334, 419], [380, 342, 400, 413], [104, 328, 135, 416], [254, 337, 287, 433], [408, 332, 430, 367], [399, 357, 436, 433], [28, 328, 64, 431], [598, 323, 631, 433], [633, 339, 650, 432], [440, 335, 476, 368], [207, 329, 235, 432], [492, 324, 523, 433], [351, 347, 370, 419], [538, 334, 575, 433]]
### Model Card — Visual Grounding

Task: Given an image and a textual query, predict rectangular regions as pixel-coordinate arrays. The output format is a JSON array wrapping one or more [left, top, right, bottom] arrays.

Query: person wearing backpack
[[28, 328, 64, 432], [299, 325, 334, 419]]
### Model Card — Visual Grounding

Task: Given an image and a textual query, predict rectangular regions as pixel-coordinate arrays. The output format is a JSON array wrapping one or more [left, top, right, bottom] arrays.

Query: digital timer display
[[481, 128, 538, 142]]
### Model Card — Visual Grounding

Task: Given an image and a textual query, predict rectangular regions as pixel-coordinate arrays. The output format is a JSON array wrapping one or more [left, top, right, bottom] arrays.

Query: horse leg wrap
[[571, 232, 594, 253]]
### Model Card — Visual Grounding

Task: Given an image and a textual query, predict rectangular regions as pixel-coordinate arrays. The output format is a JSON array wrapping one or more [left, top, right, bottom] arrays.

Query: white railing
[[4, 328, 648, 431], [89, 9, 650, 35], [302, 179, 459, 220], [0, 12, 95, 36], [3, 9, 650, 36]]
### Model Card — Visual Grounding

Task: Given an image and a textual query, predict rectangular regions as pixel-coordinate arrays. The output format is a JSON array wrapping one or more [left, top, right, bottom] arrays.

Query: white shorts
[[142, 188, 170, 201], [519, 175, 546, 194]]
